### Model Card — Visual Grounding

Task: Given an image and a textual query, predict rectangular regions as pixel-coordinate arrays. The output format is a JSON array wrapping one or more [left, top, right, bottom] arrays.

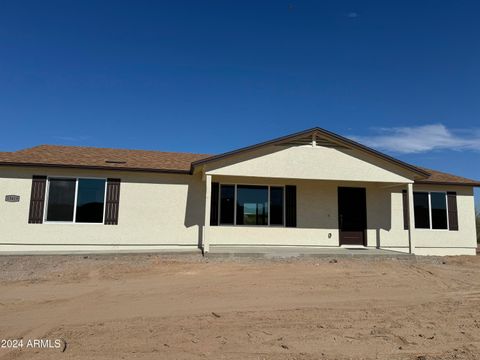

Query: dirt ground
[[0, 254, 479, 360]]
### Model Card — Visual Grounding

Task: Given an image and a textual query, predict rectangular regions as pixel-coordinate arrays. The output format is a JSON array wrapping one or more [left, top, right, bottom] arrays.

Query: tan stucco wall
[[205, 145, 416, 183], [411, 184, 477, 256], [0, 166, 204, 253]]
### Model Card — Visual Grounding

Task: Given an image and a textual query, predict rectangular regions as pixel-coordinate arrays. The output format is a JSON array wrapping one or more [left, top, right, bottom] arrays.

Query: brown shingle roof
[[0, 145, 211, 173], [416, 167, 480, 187], [0, 144, 478, 186]]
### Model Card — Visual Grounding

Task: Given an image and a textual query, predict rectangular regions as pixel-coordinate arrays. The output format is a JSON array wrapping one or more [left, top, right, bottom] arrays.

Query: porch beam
[[203, 173, 212, 253], [380, 183, 408, 189], [407, 182, 415, 254]]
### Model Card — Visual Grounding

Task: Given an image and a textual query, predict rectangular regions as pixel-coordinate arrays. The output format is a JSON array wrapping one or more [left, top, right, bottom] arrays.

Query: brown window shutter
[[447, 192, 458, 231], [210, 182, 219, 226], [285, 185, 297, 227], [104, 178, 121, 225], [28, 175, 47, 224], [402, 190, 409, 230]]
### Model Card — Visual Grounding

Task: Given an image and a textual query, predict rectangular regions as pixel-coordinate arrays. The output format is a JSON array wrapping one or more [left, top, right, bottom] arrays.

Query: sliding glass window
[[413, 191, 449, 230], [45, 178, 106, 223]]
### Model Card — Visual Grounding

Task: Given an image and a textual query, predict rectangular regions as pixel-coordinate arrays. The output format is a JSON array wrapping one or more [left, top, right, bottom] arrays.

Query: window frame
[[43, 176, 108, 225], [218, 184, 235, 225], [269, 186, 286, 226], [218, 183, 286, 227], [413, 191, 450, 231]]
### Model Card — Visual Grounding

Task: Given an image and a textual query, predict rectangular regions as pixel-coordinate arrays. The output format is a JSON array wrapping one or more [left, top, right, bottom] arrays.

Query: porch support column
[[407, 182, 415, 254], [203, 173, 212, 253]]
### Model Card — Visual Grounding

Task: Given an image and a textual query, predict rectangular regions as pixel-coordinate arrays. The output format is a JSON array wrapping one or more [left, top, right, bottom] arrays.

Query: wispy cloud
[[349, 124, 480, 154]]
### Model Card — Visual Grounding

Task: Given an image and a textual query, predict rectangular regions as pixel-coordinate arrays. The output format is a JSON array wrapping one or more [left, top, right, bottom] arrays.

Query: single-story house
[[0, 128, 478, 256]]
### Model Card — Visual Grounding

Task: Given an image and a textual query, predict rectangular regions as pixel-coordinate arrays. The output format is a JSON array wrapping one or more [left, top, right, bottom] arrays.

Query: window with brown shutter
[[28, 175, 47, 224], [447, 192, 459, 231], [285, 185, 297, 227], [104, 178, 121, 225]]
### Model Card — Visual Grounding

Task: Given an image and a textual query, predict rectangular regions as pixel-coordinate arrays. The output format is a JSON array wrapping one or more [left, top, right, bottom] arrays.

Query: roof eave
[[415, 180, 480, 187], [0, 162, 191, 175]]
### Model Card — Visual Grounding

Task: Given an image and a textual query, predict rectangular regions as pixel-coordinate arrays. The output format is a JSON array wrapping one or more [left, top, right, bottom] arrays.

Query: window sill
[[43, 221, 105, 225], [216, 224, 286, 228], [414, 228, 451, 231]]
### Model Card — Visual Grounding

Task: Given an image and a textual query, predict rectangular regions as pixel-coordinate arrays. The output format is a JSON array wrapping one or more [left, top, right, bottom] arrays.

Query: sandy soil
[[0, 254, 479, 360]]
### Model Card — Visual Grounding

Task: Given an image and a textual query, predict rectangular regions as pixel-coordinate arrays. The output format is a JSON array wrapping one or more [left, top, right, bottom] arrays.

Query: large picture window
[[413, 191, 449, 230], [237, 185, 268, 225], [45, 178, 106, 223], [217, 184, 285, 226]]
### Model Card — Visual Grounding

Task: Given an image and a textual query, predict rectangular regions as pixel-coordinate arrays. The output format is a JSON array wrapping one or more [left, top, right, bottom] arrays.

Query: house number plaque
[[5, 195, 20, 202]]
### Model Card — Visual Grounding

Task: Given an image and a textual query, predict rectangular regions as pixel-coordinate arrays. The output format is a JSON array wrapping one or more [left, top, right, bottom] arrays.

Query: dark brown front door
[[338, 187, 367, 246]]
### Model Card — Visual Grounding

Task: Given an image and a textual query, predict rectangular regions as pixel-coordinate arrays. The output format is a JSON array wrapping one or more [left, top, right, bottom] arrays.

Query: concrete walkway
[[206, 246, 412, 259]]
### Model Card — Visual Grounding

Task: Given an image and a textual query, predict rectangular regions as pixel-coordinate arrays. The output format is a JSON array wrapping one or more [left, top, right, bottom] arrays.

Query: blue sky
[[0, 1, 479, 205]]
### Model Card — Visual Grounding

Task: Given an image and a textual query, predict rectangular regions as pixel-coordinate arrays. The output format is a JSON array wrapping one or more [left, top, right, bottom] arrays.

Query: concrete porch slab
[[206, 246, 412, 259]]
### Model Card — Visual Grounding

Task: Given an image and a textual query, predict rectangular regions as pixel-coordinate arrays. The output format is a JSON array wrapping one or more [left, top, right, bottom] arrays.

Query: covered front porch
[[202, 175, 416, 254]]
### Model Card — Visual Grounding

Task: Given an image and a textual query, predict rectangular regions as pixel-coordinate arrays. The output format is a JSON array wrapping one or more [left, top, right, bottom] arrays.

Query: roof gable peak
[[191, 127, 431, 178]]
